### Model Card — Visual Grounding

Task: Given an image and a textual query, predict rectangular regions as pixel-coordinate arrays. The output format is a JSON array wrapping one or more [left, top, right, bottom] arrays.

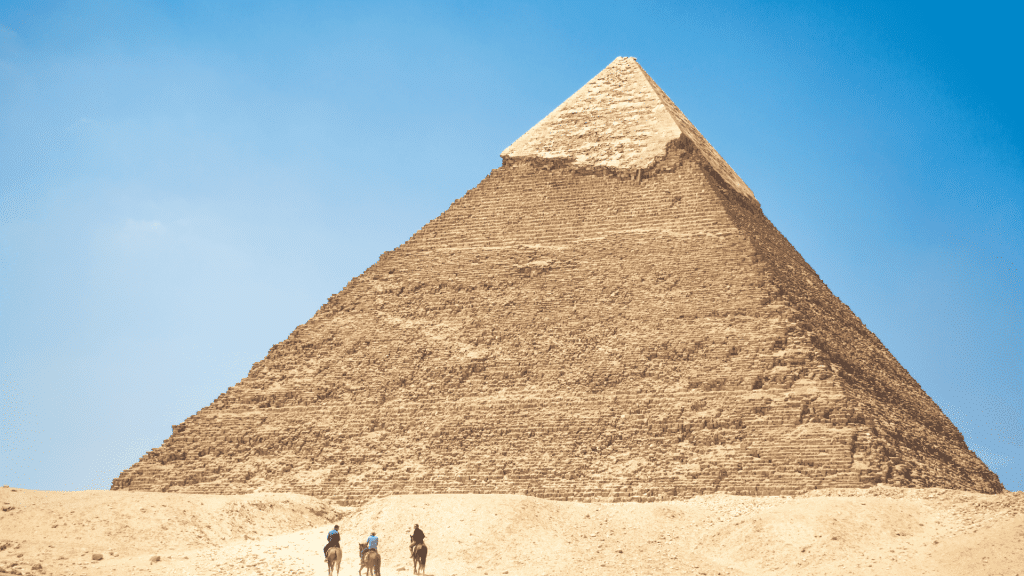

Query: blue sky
[[1, 0, 1021, 492]]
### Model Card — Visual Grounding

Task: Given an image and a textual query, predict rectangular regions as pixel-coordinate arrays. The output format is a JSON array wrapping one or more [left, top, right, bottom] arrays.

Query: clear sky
[[1, 1, 1021, 492]]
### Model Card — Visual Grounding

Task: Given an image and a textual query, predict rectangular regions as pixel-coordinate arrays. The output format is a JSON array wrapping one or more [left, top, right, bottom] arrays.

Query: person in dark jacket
[[324, 525, 341, 562], [409, 524, 425, 554]]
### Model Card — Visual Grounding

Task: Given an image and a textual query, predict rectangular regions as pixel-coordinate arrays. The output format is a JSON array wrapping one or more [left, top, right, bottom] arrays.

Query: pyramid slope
[[502, 57, 756, 203], [112, 59, 1000, 502]]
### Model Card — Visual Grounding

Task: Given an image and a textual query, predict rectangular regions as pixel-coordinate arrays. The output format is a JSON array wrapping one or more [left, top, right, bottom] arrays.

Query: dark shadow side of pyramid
[[112, 57, 1002, 502]]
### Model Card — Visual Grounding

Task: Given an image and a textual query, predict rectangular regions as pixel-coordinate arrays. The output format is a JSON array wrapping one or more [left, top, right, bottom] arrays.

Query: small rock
[[149, 556, 160, 564], [616, 549, 623, 553], [31, 564, 42, 571], [91, 554, 103, 561], [1, 506, 14, 512]]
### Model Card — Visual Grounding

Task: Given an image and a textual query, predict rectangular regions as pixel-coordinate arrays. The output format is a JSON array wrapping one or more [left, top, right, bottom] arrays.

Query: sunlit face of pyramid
[[110, 57, 1002, 501]]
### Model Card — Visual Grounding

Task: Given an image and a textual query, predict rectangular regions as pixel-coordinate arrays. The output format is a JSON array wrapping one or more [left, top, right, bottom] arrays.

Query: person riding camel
[[324, 524, 341, 562], [409, 523, 425, 554], [362, 531, 378, 560]]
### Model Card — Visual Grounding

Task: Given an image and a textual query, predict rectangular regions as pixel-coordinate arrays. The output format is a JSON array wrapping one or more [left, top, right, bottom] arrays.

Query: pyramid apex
[[502, 57, 756, 202]]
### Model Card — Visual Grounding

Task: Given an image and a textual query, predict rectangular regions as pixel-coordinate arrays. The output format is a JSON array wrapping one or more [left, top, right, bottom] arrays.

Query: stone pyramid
[[112, 57, 1002, 502]]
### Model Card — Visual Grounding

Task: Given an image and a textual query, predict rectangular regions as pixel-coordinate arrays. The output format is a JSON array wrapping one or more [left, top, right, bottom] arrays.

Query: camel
[[359, 543, 381, 576], [411, 542, 428, 575], [326, 546, 341, 576]]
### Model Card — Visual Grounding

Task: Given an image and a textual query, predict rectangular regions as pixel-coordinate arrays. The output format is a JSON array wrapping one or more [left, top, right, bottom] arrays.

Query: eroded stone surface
[[111, 59, 1000, 504]]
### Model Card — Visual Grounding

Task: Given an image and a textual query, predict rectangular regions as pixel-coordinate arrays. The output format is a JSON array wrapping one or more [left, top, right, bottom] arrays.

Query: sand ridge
[[1, 485, 1021, 575]]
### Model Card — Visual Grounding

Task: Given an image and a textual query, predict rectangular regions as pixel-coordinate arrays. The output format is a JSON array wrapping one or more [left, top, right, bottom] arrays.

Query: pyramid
[[112, 57, 1002, 502]]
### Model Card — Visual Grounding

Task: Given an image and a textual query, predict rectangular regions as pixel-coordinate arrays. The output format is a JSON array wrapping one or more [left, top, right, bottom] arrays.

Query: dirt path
[[0, 485, 1020, 575]]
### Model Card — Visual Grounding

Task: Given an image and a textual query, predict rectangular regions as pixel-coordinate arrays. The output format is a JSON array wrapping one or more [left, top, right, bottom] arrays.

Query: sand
[[0, 484, 1020, 576]]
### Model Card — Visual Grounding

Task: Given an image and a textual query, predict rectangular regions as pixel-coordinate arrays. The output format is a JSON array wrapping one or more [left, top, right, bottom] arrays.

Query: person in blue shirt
[[361, 531, 378, 560], [323, 525, 341, 562]]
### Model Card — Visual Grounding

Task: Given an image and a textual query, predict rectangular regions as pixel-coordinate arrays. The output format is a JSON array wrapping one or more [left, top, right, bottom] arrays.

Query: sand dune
[[0, 485, 1020, 575]]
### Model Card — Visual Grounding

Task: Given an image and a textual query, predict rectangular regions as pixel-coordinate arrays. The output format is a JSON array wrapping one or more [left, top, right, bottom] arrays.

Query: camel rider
[[410, 524, 425, 553], [324, 525, 341, 562], [362, 531, 378, 560]]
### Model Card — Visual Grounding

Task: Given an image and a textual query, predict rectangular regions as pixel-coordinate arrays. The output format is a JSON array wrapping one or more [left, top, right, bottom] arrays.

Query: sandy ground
[[0, 485, 1020, 576]]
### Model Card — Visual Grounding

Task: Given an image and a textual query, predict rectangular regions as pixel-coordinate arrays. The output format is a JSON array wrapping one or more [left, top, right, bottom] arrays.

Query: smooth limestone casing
[[111, 58, 1001, 503], [502, 56, 755, 202]]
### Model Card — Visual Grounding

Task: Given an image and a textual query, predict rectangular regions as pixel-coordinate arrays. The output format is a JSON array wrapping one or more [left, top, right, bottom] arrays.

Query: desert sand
[[1, 484, 1021, 576]]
